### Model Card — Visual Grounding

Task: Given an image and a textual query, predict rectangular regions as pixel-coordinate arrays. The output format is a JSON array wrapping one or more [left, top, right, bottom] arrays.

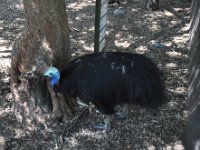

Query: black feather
[[55, 52, 166, 116]]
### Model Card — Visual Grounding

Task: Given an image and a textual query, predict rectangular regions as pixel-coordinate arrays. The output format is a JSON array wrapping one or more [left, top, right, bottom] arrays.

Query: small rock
[[153, 41, 164, 48], [113, 7, 126, 15]]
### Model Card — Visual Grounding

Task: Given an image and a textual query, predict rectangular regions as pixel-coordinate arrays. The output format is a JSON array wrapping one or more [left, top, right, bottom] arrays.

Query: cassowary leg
[[104, 115, 112, 131], [116, 104, 128, 119], [47, 82, 62, 117], [93, 115, 112, 132]]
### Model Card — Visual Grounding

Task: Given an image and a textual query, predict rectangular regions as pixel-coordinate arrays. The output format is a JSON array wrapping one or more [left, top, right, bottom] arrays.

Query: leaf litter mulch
[[0, 0, 190, 149]]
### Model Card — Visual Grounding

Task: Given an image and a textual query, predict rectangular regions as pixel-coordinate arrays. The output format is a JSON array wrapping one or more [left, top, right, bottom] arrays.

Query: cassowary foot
[[92, 115, 112, 132], [116, 112, 128, 119], [93, 124, 110, 132], [116, 104, 128, 119]]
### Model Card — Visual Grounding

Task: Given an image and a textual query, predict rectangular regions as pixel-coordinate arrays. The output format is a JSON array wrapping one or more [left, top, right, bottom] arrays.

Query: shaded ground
[[0, 0, 190, 149]]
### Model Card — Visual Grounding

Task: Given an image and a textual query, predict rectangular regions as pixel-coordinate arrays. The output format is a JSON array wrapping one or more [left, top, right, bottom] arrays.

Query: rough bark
[[11, 0, 76, 127], [184, 0, 200, 149], [144, 0, 159, 11]]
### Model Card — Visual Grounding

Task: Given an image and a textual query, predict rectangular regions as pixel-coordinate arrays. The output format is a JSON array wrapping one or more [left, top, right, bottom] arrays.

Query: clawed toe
[[93, 124, 110, 132]]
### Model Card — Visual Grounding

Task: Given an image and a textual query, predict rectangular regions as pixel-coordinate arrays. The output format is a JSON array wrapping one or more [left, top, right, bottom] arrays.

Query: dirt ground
[[0, 0, 190, 149]]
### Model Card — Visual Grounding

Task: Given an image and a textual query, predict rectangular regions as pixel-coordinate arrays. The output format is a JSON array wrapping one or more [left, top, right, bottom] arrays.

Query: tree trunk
[[11, 0, 76, 127], [184, 0, 200, 149], [144, 0, 159, 11]]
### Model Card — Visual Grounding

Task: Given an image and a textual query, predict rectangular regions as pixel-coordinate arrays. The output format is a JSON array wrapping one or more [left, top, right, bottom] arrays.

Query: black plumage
[[53, 52, 166, 131]]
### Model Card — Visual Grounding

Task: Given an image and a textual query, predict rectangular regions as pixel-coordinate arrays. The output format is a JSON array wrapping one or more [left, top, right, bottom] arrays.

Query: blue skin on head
[[44, 67, 60, 86], [50, 75, 60, 86]]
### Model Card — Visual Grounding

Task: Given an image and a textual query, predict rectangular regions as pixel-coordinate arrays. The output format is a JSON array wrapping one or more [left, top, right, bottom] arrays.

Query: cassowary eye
[[49, 73, 53, 77]]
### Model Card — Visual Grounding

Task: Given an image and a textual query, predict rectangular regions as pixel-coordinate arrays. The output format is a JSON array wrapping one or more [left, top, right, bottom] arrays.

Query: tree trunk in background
[[184, 0, 200, 149], [11, 0, 76, 128], [144, 0, 159, 11]]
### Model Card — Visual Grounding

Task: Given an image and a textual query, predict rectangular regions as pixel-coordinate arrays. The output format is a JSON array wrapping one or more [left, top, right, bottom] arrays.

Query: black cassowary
[[44, 52, 166, 131]]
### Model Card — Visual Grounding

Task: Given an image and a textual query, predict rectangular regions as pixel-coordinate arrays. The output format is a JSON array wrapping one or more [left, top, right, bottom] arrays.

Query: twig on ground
[[64, 107, 89, 136]]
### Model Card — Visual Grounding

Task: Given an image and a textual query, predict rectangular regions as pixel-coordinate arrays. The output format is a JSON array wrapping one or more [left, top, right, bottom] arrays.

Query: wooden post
[[94, 0, 107, 52]]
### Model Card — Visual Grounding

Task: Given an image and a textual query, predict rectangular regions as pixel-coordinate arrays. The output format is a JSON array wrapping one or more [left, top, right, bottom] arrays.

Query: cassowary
[[44, 52, 166, 131]]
